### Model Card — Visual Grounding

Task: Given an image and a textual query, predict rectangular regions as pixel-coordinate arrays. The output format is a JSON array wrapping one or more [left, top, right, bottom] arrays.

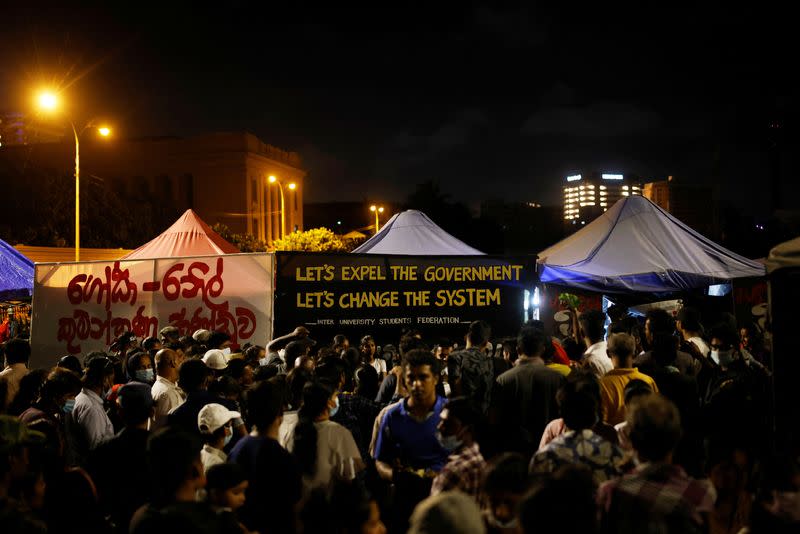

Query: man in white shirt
[[198, 403, 240, 472], [579, 310, 612, 378], [0, 338, 30, 408], [66, 356, 116, 466], [676, 307, 710, 358], [151, 349, 186, 429]]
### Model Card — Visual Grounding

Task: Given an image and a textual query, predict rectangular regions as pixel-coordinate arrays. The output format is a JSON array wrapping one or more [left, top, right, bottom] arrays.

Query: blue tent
[[0, 239, 34, 300], [352, 210, 484, 255], [537, 196, 765, 294]]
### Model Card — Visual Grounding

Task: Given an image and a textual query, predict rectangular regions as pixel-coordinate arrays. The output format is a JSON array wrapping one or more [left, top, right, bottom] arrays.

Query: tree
[[272, 227, 347, 252], [211, 223, 268, 252]]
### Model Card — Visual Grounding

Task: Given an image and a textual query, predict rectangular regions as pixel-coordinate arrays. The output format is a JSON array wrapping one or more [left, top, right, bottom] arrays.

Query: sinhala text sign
[[274, 252, 536, 343], [30, 253, 273, 369]]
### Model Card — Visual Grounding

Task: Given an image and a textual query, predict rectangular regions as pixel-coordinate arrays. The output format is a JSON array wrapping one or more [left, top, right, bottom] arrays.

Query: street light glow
[[370, 205, 376, 212], [268, 175, 277, 183], [98, 127, 111, 137], [37, 91, 58, 111], [288, 182, 296, 190], [378, 207, 384, 213]]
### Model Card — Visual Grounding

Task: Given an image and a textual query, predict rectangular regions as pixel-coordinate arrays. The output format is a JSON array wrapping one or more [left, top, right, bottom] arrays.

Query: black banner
[[274, 252, 537, 346]]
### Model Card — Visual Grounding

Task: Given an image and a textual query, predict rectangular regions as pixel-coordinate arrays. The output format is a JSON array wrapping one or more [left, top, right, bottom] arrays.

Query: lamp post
[[35, 90, 112, 261], [370, 205, 384, 234], [268, 175, 297, 239]]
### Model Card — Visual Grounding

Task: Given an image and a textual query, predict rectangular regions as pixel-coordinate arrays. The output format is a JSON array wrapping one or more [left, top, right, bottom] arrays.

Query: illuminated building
[[563, 171, 642, 227]]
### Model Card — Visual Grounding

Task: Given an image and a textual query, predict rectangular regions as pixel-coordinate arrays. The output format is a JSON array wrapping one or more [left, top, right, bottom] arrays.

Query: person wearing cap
[[203, 349, 229, 376], [65, 356, 116, 467], [198, 403, 240, 472], [152, 349, 186, 429], [0, 338, 31, 409], [168, 360, 242, 438], [193, 328, 212, 344], [88, 382, 155, 532], [160, 325, 180, 345]]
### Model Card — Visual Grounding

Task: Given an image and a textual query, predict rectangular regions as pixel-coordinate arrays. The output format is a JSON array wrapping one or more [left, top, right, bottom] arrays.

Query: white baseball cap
[[193, 329, 212, 343], [202, 349, 228, 370], [197, 403, 241, 434]]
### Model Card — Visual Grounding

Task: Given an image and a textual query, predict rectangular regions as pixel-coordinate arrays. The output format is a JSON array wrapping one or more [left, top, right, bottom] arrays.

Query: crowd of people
[[0, 306, 797, 533]]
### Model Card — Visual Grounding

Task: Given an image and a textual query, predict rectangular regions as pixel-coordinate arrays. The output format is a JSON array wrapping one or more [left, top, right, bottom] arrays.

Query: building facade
[[0, 131, 304, 246], [563, 171, 642, 227], [642, 176, 717, 238]]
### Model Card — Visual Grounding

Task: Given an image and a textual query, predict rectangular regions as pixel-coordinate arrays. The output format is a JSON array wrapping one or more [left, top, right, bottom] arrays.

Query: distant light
[[37, 91, 58, 111], [337, 220, 342, 225], [581, 221, 586, 225], [378, 207, 384, 213], [268, 175, 277, 183], [370, 205, 376, 212], [97, 127, 111, 137], [288, 183, 296, 190], [602, 173, 623, 180], [566, 174, 582, 182]]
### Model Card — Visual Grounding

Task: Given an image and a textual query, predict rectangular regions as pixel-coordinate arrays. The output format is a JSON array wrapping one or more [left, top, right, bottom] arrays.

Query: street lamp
[[370, 205, 384, 234], [35, 89, 112, 261], [269, 175, 297, 239]]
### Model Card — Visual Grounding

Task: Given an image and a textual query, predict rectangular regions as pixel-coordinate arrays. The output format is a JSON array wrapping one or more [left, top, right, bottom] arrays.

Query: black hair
[[7, 369, 48, 416], [443, 396, 480, 431], [244, 379, 284, 431], [646, 309, 675, 336], [207, 330, 231, 350], [314, 357, 346, 389], [578, 310, 606, 343], [118, 383, 153, 426], [147, 427, 203, 506], [341, 347, 363, 372], [403, 348, 440, 374], [142, 337, 161, 352], [224, 359, 250, 381], [355, 364, 379, 400], [293, 381, 334, 476], [286, 367, 311, 410], [399, 334, 427, 356], [41, 367, 82, 403], [164, 340, 186, 353], [253, 364, 279, 382], [206, 462, 247, 492], [466, 320, 491, 346], [482, 452, 530, 496], [332, 334, 348, 348], [330, 482, 377, 534], [501, 338, 518, 363], [177, 359, 210, 393], [709, 322, 739, 349], [623, 378, 654, 405], [561, 337, 585, 362], [677, 307, 703, 333], [57, 354, 83, 375], [285, 341, 309, 364], [557, 372, 600, 431], [517, 327, 548, 358], [3, 338, 31, 365], [209, 375, 242, 400], [83, 356, 115, 388], [244, 345, 265, 364]]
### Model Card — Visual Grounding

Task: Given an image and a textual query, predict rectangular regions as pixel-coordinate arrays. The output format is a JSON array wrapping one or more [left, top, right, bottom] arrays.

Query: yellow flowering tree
[[272, 227, 348, 252]]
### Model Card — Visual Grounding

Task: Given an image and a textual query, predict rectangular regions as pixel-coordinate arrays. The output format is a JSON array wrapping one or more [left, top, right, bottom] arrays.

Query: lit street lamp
[[370, 205, 384, 234], [269, 175, 297, 239], [35, 89, 112, 261]]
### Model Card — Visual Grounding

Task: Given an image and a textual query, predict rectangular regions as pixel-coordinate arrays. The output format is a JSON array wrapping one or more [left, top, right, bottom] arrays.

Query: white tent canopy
[[352, 210, 484, 255], [766, 236, 800, 273], [538, 195, 765, 293]]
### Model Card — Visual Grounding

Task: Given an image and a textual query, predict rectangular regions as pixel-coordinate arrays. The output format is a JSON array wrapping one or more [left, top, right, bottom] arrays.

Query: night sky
[[2, 4, 794, 214]]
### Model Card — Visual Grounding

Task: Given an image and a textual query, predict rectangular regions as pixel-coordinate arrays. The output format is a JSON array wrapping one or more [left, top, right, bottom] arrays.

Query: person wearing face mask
[[19, 367, 83, 459], [284, 379, 363, 495], [197, 403, 240, 472], [88, 382, 155, 532], [65, 356, 116, 467], [430, 396, 486, 497], [127, 350, 155, 385]]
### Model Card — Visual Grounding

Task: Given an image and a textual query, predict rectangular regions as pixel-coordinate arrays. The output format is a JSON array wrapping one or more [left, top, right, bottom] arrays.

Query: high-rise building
[[563, 171, 642, 227]]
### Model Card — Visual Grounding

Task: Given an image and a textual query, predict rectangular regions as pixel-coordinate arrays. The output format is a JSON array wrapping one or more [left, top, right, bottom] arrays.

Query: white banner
[[30, 253, 273, 369]]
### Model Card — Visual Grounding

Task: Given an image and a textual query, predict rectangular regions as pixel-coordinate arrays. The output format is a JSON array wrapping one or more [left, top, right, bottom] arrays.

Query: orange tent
[[121, 209, 239, 260]]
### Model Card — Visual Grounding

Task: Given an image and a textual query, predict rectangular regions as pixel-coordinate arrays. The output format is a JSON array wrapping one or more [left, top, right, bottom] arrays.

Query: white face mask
[[711, 349, 734, 366]]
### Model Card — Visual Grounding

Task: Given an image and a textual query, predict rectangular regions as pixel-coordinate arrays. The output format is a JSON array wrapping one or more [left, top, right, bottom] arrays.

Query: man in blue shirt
[[373, 348, 448, 532]]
